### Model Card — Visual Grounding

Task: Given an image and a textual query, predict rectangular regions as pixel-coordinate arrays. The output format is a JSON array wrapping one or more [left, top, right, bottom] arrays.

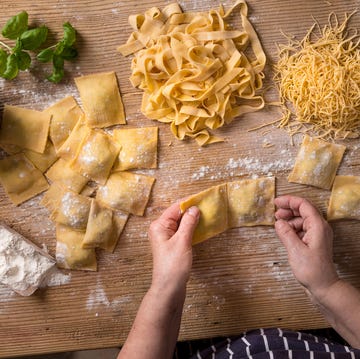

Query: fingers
[[274, 219, 305, 254], [175, 206, 200, 246]]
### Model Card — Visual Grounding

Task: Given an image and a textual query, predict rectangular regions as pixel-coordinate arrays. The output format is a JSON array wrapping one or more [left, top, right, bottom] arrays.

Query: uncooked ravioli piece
[[180, 184, 228, 245], [0, 153, 49, 205], [23, 140, 58, 173], [75, 71, 126, 128], [288, 135, 345, 190], [227, 177, 275, 228], [56, 224, 97, 271], [70, 129, 120, 184], [44, 96, 83, 153], [112, 127, 158, 171], [96, 171, 155, 216], [0, 105, 51, 153], [327, 176, 360, 221]]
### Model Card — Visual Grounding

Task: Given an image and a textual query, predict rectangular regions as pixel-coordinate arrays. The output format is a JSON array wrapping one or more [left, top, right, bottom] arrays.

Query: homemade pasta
[[118, 1, 266, 146]]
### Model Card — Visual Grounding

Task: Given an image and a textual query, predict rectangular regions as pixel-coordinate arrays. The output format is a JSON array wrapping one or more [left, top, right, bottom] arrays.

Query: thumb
[[175, 206, 200, 246], [275, 219, 305, 255]]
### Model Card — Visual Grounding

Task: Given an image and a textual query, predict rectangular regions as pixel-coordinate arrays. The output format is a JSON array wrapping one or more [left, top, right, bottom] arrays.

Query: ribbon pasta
[[118, 1, 266, 146]]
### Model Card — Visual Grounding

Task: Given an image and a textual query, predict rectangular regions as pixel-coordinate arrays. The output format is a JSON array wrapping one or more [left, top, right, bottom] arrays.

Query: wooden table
[[1, 0, 360, 357]]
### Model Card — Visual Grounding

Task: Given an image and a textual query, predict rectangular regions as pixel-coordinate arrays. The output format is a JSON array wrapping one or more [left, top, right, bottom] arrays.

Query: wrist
[[306, 276, 342, 304], [149, 281, 187, 306]]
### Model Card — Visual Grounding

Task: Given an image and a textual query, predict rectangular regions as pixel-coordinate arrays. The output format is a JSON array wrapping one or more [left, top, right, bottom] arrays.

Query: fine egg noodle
[[118, 1, 266, 146]]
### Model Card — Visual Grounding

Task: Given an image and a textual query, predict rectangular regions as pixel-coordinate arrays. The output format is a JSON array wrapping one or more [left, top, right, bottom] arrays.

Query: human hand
[[274, 195, 339, 299], [148, 202, 200, 297]]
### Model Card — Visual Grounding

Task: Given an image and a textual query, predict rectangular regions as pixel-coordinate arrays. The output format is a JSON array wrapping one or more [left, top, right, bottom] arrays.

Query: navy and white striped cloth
[[190, 328, 360, 358]]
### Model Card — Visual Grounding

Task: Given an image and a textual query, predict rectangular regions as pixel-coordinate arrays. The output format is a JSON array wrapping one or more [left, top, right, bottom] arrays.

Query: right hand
[[274, 195, 339, 299]]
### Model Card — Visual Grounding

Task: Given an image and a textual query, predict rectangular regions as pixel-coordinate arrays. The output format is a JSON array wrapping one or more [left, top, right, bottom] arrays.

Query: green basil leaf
[[0, 48, 8, 75], [13, 38, 23, 53], [60, 46, 78, 60], [1, 11, 28, 40], [2, 54, 19, 79], [20, 25, 48, 50], [47, 66, 64, 83], [15, 50, 31, 70], [37, 48, 54, 62], [53, 54, 64, 69], [54, 41, 65, 56], [62, 22, 76, 47]]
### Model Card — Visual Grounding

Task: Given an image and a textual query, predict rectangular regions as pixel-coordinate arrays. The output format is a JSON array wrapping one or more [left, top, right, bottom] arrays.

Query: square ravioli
[[56, 224, 97, 271], [44, 96, 83, 153], [327, 176, 360, 220], [288, 135, 346, 190], [180, 184, 228, 245], [23, 140, 58, 173], [45, 159, 88, 193], [112, 127, 158, 171], [96, 171, 155, 216], [70, 130, 120, 184], [75, 71, 126, 128], [82, 199, 128, 252], [0, 154, 49, 205], [227, 177, 275, 228], [0, 105, 51, 153]]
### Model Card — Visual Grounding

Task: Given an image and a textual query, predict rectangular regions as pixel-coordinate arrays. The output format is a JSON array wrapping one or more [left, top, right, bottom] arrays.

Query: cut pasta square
[[288, 135, 346, 190], [0, 154, 49, 205], [96, 171, 155, 216], [45, 159, 88, 193], [327, 176, 360, 221], [227, 177, 275, 228], [82, 199, 128, 252], [0, 105, 51, 153], [23, 140, 58, 173], [112, 127, 158, 171], [70, 130, 120, 184], [56, 224, 97, 271], [75, 72, 126, 128], [44, 96, 83, 153], [180, 184, 228, 245]]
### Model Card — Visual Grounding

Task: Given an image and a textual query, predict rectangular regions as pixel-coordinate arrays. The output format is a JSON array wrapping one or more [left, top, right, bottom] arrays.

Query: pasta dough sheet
[[288, 135, 346, 190], [327, 176, 360, 221]]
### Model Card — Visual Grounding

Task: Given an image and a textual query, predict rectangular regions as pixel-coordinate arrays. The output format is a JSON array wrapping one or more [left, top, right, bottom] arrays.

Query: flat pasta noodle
[[23, 140, 58, 173], [118, 0, 266, 146]]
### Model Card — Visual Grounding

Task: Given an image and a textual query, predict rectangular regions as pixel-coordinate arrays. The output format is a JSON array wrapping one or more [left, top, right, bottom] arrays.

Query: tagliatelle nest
[[274, 12, 360, 140], [118, 1, 266, 146]]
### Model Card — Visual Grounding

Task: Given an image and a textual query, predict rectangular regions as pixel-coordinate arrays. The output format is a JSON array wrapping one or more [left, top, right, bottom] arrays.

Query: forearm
[[308, 279, 360, 349], [117, 285, 186, 359]]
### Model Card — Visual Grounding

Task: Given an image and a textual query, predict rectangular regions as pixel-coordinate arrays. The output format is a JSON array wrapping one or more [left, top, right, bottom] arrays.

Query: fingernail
[[187, 206, 200, 218]]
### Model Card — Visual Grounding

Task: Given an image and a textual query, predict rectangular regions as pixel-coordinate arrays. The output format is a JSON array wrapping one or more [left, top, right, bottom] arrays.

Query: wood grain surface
[[1, 0, 360, 357]]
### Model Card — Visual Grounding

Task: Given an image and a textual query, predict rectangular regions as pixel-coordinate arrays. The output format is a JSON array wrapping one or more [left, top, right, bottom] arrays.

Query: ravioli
[[56, 224, 97, 271], [82, 199, 128, 252], [327, 176, 360, 220], [44, 96, 83, 153], [23, 140, 58, 173], [227, 177, 275, 228], [112, 127, 158, 171], [288, 135, 346, 189], [0, 105, 51, 153], [180, 184, 228, 245], [0, 154, 49, 205], [70, 130, 120, 184], [75, 72, 126, 128], [96, 171, 155, 216]]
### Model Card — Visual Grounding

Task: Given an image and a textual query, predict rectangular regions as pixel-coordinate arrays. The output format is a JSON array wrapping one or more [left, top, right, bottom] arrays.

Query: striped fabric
[[190, 328, 360, 358]]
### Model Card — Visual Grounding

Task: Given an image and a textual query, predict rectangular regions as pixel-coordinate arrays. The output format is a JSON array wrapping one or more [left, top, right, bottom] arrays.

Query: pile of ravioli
[[0, 71, 158, 271]]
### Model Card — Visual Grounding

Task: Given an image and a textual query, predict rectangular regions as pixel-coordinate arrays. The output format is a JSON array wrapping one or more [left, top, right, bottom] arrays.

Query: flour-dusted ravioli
[[51, 190, 91, 230], [57, 115, 90, 162], [112, 127, 158, 171], [227, 177, 275, 228], [0, 144, 21, 155], [327, 176, 360, 221], [82, 199, 128, 252], [23, 140, 58, 173], [45, 159, 88, 193], [44, 96, 83, 153], [0, 105, 51, 153], [56, 224, 97, 271], [71, 130, 120, 184], [0, 154, 49, 205], [180, 184, 228, 245], [75, 72, 126, 128], [96, 171, 155, 216], [288, 135, 346, 190]]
